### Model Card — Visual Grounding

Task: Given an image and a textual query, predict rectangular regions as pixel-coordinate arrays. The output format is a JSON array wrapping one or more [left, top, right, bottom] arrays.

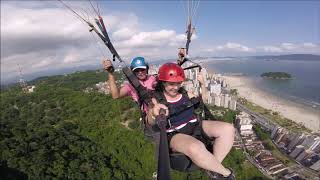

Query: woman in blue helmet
[[103, 57, 157, 103]]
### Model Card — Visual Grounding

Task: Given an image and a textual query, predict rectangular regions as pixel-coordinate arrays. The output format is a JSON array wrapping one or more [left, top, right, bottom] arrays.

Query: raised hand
[[151, 98, 169, 117], [102, 59, 114, 73]]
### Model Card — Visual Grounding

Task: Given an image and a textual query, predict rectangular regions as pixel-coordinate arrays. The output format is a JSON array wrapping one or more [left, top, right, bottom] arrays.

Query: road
[[237, 103, 276, 131]]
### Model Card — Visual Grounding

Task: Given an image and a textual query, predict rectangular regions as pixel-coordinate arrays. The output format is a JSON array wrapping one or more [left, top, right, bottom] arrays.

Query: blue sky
[[92, 1, 319, 43], [1, 0, 319, 84]]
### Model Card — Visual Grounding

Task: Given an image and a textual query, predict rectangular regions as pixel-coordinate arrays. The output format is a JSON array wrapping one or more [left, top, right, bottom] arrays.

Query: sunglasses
[[133, 68, 147, 73]]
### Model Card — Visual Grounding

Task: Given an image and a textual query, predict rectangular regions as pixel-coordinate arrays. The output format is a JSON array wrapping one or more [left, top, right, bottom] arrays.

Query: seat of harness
[[141, 88, 217, 172], [168, 120, 214, 172]]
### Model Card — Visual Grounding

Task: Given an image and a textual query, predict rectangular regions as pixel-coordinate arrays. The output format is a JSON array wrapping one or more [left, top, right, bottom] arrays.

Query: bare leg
[[170, 133, 230, 176], [202, 120, 235, 163]]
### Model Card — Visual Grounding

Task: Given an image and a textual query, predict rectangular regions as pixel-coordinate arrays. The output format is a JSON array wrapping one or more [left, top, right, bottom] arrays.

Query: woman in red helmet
[[147, 63, 235, 179]]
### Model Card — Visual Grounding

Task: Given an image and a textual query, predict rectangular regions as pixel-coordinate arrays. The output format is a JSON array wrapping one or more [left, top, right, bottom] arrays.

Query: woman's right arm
[[103, 59, 127, 99]]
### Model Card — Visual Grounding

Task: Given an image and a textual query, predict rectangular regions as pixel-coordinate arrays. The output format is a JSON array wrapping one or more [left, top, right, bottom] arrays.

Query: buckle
[[166, 119, 172, 129]]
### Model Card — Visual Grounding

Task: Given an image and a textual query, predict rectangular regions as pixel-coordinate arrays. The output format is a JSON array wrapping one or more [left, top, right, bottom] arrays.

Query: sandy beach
[[223, 75, 320, 132]]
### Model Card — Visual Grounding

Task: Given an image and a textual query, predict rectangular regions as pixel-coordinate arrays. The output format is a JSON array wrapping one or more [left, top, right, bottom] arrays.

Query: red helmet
[[158, 63, 185, 82]]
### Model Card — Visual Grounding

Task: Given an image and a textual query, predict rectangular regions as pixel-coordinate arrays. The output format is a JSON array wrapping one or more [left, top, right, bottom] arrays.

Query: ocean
[[204, 59, 320, 109]]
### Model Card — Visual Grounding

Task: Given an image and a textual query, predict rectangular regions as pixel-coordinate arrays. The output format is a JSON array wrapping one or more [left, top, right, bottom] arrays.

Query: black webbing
[[156, 108, 171, 180]]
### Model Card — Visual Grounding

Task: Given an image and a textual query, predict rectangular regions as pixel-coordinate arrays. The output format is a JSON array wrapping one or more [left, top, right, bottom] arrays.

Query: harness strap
[[152, 88, 201, 119], [122, 67, 152, 104], [170, 98, 199, 117], [122, 67, 156, 130]]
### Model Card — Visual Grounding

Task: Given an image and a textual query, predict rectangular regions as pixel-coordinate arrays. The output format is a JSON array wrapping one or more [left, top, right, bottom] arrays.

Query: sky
[[1, 0, 319, 84]]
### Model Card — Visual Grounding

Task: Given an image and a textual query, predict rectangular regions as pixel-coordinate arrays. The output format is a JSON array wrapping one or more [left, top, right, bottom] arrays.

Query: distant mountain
[[251, 54, 320, 61]]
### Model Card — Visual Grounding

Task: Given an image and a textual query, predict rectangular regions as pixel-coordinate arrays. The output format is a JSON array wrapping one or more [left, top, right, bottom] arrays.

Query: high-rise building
[[183, 81, 194, 93], [229, 96, 237, 110], [289, 145, 305, 158], [273, 128, 284, 141], [287, 134, 306, 152], [309, 137, 320, 151], [148, 65, 158, 75], [310, 159, 320, 171], [278, 133, 290, 149], [301, 136, 320, 151], [275, 132, 286, 144], [221, 78, 227, 88], [220, 94, 225, 107], [224, 94, 231, 108], [207, 93, 213, 104], [214, 94, 221, 106], [271, 127, 280, 139], [201, 68, 209, 87], [209, 83, 221, 95], [296, 149, 313, 162], [236, 112, 253, 136], [274, 128, 288, 144], [283, 173, 301, 180]]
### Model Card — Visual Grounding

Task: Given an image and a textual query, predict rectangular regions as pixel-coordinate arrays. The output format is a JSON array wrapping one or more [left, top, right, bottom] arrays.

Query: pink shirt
[[122, 75, 157, 102]]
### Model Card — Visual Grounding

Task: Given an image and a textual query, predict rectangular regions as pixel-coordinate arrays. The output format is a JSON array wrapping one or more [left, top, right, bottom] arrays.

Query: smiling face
[[163, 81, 182, 98], [133, 68, 147, 80]]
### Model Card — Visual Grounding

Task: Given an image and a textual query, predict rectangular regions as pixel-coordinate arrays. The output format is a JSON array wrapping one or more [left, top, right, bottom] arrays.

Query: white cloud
[[203, 48, 215, 53], [259, 46, 283, 53], [1, 2, 190, 83], [216, 42, 254, 52], [63, 51, 80, 63], [258, 42, 320, 54], [32, 59, 53, 69], [281, 43, 297, 50], [116, 30, 185, 49], [201, 42, 320, 56], [303, 42, 318, 48], [112, 28, 136, 41]]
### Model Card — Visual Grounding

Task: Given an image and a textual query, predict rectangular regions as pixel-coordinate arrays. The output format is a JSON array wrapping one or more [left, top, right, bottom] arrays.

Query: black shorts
[[167, 121, 201, 144]]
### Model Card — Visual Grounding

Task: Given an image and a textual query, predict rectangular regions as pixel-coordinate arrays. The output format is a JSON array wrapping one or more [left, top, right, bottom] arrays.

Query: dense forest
[[1, 70, 269, 179]]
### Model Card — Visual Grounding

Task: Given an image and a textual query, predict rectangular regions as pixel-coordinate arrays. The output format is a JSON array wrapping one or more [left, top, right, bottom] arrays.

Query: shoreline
[[222, 75, 320, 132]]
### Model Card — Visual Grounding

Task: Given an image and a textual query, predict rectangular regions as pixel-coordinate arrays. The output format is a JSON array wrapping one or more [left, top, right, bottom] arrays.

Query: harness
[[151, 88, 214, 172], [152, 88, 211, 138], [123, 66, 216, 172], [153, 89, 199, 127]]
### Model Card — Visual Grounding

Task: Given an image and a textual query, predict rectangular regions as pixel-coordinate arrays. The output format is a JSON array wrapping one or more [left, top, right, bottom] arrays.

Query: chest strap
[[153, 88, 201, 119], [122, 67, 154, 106]]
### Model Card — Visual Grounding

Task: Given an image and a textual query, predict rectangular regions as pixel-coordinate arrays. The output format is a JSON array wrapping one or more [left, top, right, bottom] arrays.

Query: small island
[[261, 72, 292, 79]]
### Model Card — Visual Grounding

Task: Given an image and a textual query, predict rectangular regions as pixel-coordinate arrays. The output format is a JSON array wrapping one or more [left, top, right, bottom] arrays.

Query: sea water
[[205, 59, 320, 109]]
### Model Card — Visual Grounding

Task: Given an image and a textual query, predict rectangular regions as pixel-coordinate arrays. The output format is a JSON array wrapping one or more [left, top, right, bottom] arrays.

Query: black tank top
[[167, 95, 197, 128]]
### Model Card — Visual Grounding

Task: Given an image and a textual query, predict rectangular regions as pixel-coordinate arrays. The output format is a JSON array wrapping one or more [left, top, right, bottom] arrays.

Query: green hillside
[[0, 70, 269, 180]]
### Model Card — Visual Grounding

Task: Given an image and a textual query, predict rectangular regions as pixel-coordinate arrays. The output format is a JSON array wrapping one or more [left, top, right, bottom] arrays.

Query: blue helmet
[[130, 57, 148, 71]]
